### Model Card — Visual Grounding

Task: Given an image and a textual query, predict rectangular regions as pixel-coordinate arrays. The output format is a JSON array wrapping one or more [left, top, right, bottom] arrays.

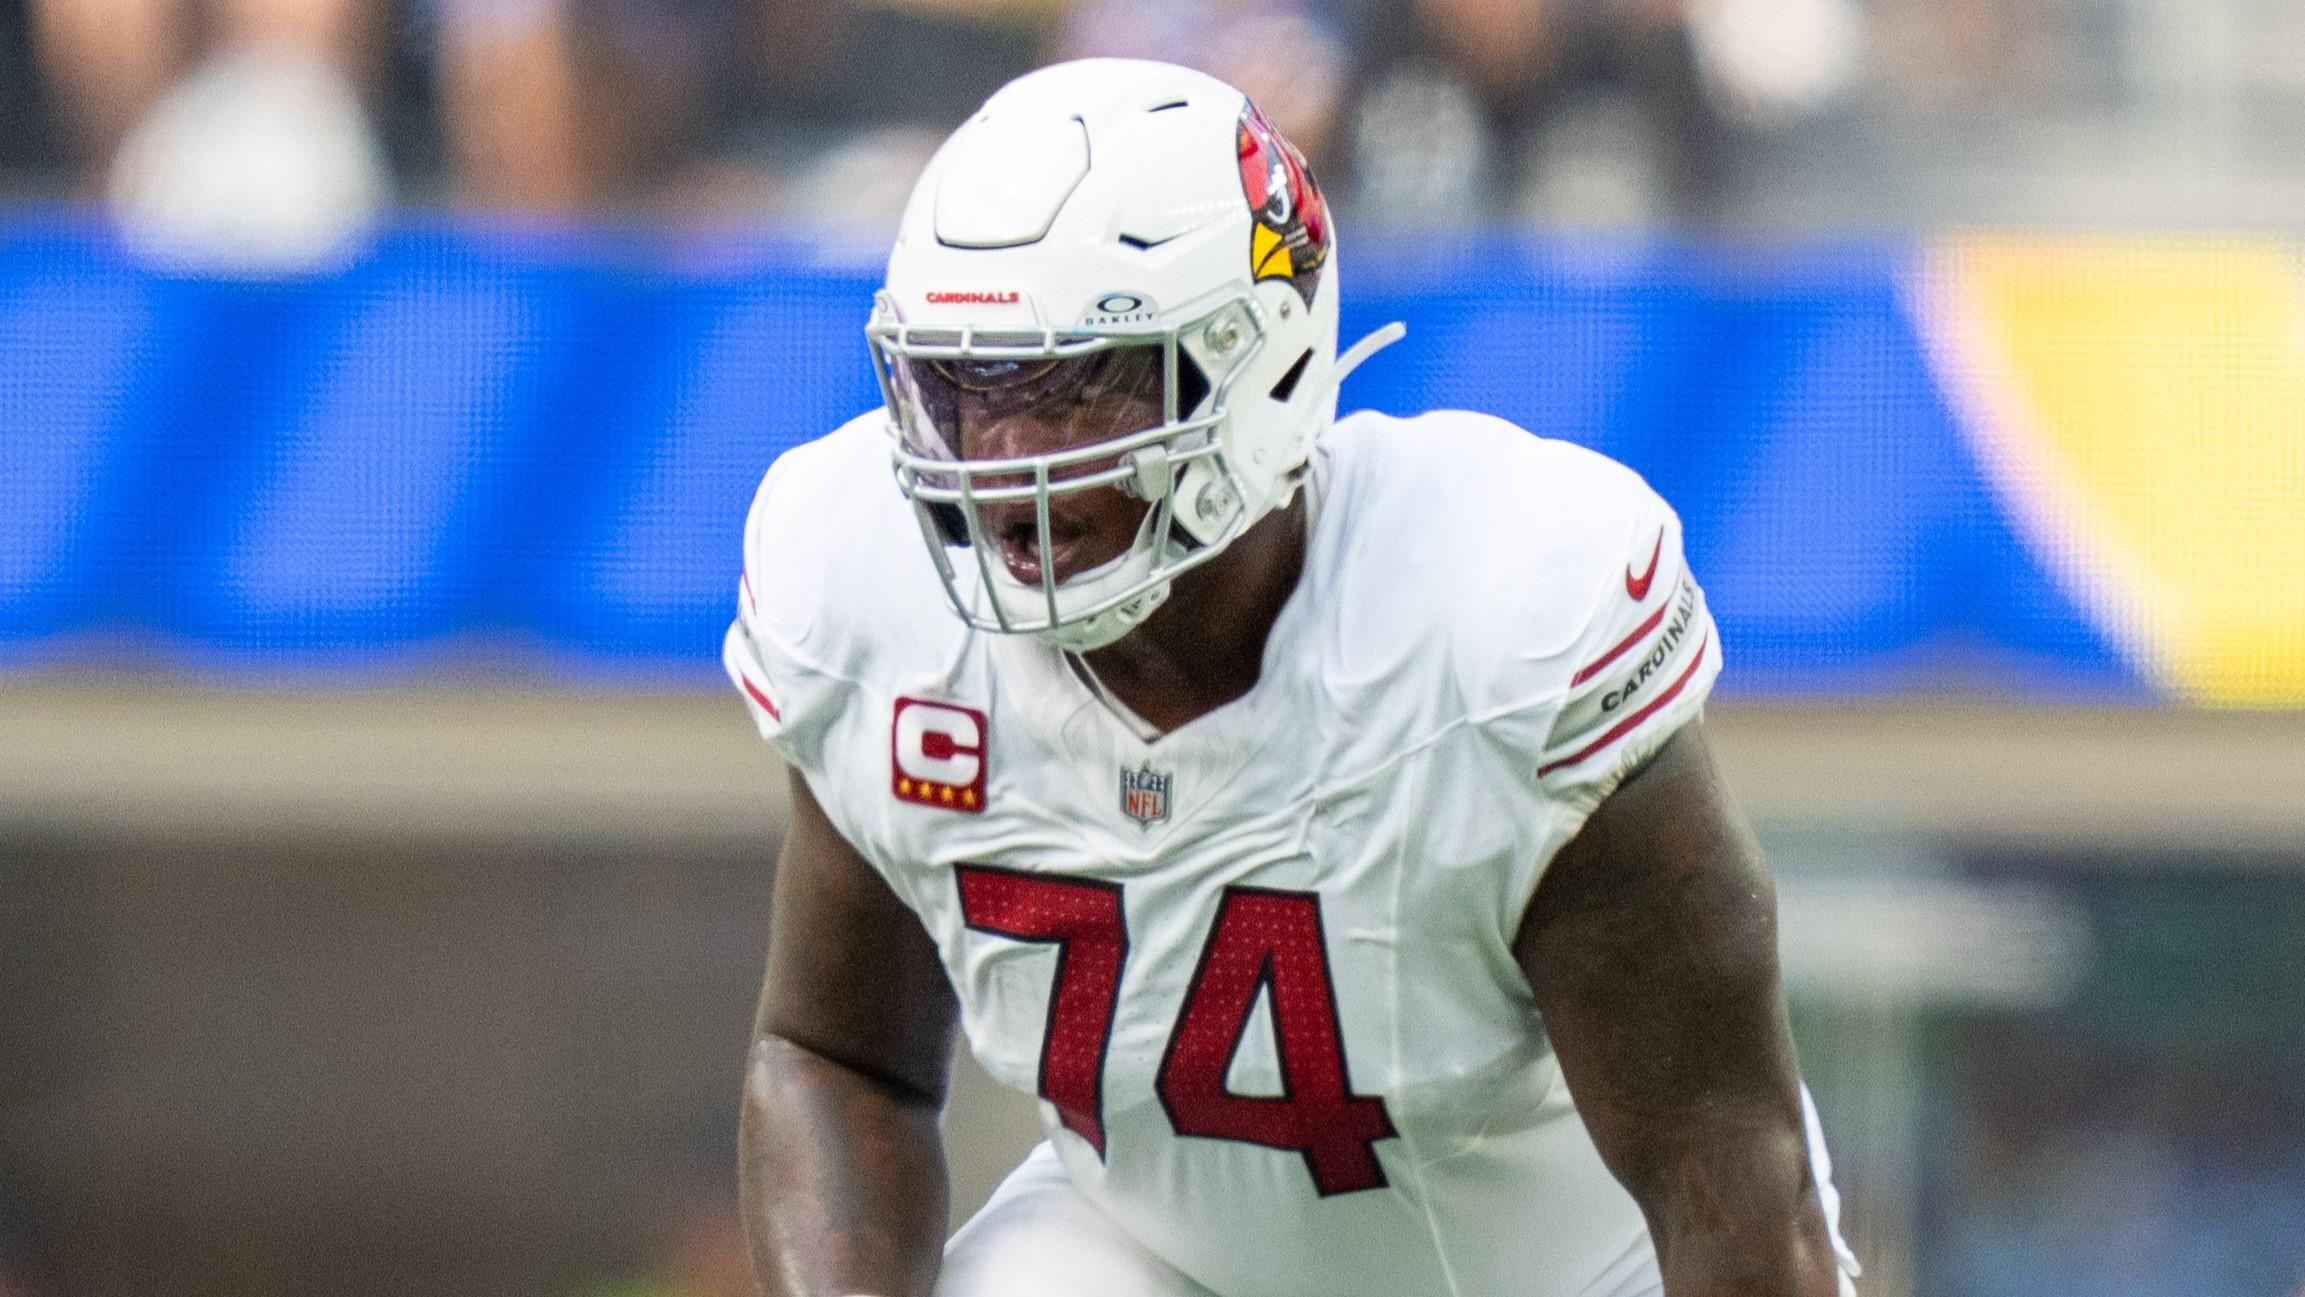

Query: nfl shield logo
[[1119, 763, 1172, 828]]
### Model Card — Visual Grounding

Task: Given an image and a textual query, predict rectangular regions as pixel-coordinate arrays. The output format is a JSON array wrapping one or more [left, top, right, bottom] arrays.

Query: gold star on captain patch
[[962, 789, 977, 807], [940, 786, 955, 804], [899, 778, 913, 795]]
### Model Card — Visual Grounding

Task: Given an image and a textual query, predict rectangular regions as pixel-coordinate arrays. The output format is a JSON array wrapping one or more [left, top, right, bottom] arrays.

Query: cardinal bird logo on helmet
[[1237, 103, 1330, 306]]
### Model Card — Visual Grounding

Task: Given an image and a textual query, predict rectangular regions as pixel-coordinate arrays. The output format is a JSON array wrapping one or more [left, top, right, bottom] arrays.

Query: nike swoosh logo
[[1626, 529, 1663, 601]]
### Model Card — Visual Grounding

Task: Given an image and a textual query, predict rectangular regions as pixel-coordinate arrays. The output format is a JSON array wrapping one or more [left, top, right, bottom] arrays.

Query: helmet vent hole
[[1268, 349, 1313, 403], [1176, 350, 1212, 417]]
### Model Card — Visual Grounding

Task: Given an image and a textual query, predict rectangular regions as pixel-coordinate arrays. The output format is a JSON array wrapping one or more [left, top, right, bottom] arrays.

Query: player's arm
[[741, 767, 959, 1297], [1513, 721, 1840, 1297]]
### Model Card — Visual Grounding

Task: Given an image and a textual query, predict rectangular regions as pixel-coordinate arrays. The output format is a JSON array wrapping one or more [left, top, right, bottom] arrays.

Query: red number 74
[[956, 865, 1396, 1196]]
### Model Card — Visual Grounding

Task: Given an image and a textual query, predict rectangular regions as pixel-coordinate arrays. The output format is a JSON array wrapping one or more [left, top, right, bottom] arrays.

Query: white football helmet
[[871, 58, 1402, 652]]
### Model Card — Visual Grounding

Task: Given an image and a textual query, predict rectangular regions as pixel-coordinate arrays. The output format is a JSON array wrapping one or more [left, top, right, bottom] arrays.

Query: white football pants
[[940, 1142, 1859, 1297], [939, 1087, 1861, 1297]]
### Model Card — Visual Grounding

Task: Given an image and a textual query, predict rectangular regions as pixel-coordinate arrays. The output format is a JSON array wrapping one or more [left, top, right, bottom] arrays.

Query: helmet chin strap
[[1040, 583, 1170, 653], [984, 507, 1180, 653], [1332, 321, 1406, 390]]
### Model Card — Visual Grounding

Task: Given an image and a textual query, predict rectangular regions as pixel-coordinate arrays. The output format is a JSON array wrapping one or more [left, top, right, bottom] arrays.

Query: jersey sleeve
[[720, 452, 855, 779], [1532, 481, 1722, 820]]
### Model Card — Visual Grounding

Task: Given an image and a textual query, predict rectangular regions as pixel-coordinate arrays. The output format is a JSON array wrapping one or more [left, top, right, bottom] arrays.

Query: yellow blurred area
[[1936, 235, 2305, 707]]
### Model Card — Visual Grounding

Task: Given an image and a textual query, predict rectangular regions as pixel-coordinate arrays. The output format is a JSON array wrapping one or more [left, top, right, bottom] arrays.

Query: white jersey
[[725, 408, 1747, 1297]]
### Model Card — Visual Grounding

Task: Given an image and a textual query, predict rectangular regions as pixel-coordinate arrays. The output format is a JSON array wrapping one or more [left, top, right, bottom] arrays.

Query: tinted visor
[[889, 344, 1170, 463]]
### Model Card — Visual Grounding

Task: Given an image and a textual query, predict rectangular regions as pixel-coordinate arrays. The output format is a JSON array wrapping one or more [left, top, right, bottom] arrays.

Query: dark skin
[[743, 765, 957, 1297], [1514, 727, 1841, 1297], [740, 402, 1840, 1296], [967, 378, 1310, 731]]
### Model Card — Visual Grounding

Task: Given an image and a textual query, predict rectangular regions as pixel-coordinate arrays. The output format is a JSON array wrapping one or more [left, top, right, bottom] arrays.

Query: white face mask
[[981, 519, 1178, 653], [873, 308, 1404, 652], [875, 320, 1244, 650]]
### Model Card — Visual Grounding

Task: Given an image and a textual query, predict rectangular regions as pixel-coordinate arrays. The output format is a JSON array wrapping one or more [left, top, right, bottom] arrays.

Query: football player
[[723, 58, 1863, 1297]]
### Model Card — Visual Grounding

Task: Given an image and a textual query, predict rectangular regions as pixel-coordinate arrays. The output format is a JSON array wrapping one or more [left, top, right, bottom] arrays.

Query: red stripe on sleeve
[[1538, 630, 1710, 777], [740, 674, 782, 722], [1570, 600, 1670, 687]]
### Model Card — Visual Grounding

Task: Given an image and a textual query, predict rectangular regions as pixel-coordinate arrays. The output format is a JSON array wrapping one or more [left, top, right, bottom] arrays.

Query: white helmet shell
[[872, 58, 1363, 652]]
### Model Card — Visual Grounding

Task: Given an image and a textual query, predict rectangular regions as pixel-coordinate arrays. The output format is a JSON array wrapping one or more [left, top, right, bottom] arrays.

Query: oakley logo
[[927, 291, 1021, 305], [893, 697, 989, 813], [1084, 289, 1158, 327]]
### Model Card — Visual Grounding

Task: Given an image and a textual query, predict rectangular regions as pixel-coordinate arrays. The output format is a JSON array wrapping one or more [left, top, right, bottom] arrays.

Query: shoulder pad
[[723, 413, 949, 774]]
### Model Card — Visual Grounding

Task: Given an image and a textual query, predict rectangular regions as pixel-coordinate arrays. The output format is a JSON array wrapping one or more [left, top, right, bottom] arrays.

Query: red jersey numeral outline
[[1156, 886, 1397, 1195], [954, 865, 1127, 1155], [955, 870, 1395, 1195]]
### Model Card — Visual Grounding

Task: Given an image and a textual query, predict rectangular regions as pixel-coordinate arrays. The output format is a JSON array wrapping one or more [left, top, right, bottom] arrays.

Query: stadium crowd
[[0, 0, 1875, 266], [10, 0, 2283, 271]]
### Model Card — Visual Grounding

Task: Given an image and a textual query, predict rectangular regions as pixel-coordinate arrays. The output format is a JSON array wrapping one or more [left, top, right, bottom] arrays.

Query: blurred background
[[3, 2, 2304, 1295]]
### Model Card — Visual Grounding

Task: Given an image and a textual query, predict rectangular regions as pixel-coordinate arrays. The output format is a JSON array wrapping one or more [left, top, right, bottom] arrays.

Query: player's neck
[[1076, 496, 1308, 735]]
